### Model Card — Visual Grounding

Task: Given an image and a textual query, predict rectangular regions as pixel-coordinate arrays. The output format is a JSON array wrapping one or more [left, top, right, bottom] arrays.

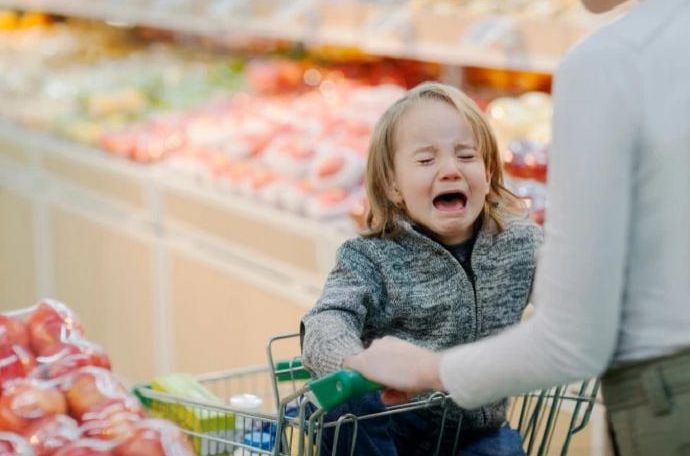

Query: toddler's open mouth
[[433, 191, 467, 211]]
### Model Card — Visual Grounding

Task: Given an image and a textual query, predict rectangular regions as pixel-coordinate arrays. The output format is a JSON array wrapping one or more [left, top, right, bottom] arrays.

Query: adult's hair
[[365, 81, 524, 238]]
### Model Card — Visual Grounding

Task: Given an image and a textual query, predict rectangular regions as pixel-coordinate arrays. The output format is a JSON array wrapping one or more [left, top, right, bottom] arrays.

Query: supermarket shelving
[[0, 0, 614, 72]]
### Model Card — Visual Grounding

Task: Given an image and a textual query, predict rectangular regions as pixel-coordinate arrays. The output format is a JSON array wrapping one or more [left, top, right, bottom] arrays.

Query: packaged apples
[[113, 419, 195, 456], [309, 147, 365, 191], [26, 300, 84, 357], [0, 379, 67, 433], [305, 188, 364, 221], [32, 339, 111, 380], [0, 300, 193, 454], [62, 367, 129, 421], [0, 314, 35, 388], [79, 411, 141, 442], [0, 345, 36, 390], [0, 432, 33, 455], [52, 439, 115, 456], [0, 315, 29, 349], [24, 414, 80, 456], [79, 399, 145, 441]]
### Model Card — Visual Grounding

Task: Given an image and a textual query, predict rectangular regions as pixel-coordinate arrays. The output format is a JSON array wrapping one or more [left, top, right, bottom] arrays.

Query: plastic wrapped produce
[[504, 139, 548, 182], [24, 414, 80, 456], [0, 431, 34, 455], [113, 419, 195, 456], [0, 378, 67, 433]]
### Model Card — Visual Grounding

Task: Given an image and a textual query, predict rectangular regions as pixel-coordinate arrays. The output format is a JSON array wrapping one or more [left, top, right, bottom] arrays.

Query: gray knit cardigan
[[302, 215, 543, 430]]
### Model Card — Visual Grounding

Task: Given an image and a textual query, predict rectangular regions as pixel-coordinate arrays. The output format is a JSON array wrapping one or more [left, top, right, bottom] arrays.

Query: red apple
[[24, 414, 80, 456], [80, 410, 141, 441], [0, 379, 67, 433], [79, 399, 145, 423], [79, 396, 145, 440], [113, 419, 195, 456], [52, 438, 115, 456], [27, 301, 83, 357], [32, 339, 111, 380], [63, 367, 128, 420], [0, 431, 33, 455], [0, 315, 29, 350], [0, 345, 37, 389]]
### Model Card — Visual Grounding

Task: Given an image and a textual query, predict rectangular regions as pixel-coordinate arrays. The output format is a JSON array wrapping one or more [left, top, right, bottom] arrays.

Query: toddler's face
[[390, 99, 490, 245]]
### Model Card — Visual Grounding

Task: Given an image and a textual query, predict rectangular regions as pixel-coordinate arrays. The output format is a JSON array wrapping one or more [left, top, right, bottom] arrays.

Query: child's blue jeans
[[312, 392, 525, 456]]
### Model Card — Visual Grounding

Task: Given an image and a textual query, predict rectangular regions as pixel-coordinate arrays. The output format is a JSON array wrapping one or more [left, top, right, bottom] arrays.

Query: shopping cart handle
[[308, 369, 382, 411], [275, 359, 312, 381]]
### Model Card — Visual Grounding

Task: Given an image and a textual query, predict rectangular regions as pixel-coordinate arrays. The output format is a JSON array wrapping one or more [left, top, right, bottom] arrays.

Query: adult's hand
[[344, 336, 445, 400]]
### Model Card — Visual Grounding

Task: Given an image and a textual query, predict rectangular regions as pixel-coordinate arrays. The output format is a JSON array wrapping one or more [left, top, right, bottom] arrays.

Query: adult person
[[345, 0, 690, 453]]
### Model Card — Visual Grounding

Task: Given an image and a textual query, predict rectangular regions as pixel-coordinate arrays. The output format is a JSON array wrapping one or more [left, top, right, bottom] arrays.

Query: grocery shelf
[[0, 0, 614, 73], [0, 0, 223, 36], [0, 119, 345, 300]]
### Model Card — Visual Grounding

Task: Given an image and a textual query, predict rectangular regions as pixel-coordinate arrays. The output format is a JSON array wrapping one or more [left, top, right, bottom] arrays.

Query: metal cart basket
[[133, 333, 599, 456]]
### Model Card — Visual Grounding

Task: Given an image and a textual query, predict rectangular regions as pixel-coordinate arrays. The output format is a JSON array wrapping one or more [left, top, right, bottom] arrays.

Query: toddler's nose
[[439, 154, 462, 180]]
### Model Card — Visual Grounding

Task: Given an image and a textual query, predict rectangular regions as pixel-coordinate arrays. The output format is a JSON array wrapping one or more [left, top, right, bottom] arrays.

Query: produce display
[[0, 299, 195, 455], [486, 91, 552, 225], [0, 18, 246, 143], [100, 82, 405, 222], [0, 15, 552, 227]]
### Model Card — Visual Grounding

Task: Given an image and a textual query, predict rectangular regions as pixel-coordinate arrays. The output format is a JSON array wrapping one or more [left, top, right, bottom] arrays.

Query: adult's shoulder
[[556, 6, 645, 82]]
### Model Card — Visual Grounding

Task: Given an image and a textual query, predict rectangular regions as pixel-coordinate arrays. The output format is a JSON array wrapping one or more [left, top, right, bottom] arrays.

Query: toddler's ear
[[386, 184, 403, 205]]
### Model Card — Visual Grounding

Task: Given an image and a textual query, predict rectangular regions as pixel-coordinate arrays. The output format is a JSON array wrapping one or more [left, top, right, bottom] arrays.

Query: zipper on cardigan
[[468, 259, 479, 341]]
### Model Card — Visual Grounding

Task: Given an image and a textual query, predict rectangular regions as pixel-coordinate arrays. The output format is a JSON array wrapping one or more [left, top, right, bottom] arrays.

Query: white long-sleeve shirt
[[440, 0, 690, 409]]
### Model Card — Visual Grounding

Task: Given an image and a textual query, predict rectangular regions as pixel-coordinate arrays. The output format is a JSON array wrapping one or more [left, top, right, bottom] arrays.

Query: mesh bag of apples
[[0, 298, 195, 455]]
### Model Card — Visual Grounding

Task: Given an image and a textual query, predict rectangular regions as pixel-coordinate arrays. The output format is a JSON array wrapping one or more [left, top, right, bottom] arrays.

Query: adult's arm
[[439, 38, 641, 408]]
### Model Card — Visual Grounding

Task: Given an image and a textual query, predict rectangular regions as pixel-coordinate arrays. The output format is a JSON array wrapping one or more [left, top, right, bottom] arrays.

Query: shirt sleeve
[[301, 240, 382, 377], [440, 38, 641, 409]]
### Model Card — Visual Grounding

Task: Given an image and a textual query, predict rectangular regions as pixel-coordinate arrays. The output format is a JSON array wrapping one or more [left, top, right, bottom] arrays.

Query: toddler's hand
[[380, 388, 414, 405]]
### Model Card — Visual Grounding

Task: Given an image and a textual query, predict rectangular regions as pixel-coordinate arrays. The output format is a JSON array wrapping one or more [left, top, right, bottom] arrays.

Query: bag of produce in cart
[[151, 373, 235, 455]]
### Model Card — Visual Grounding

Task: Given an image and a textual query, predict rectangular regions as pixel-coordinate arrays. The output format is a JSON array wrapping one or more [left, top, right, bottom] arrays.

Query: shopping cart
[[133, 333, 600, 456], [508, 379, 600, 456]]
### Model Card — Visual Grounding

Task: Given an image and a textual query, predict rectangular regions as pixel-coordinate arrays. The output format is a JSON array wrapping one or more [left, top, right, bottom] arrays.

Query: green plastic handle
[[308, 370, 382, 411], [275, 359, 312, 381]]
